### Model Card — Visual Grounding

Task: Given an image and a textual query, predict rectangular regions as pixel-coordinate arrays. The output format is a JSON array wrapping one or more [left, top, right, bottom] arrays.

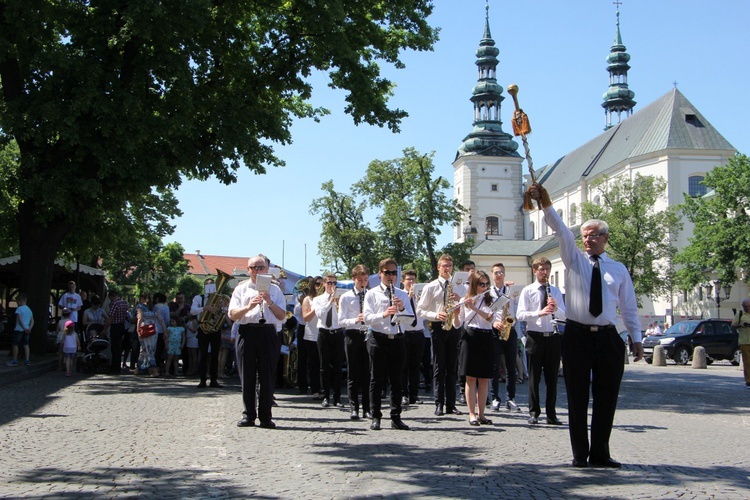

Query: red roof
[[183, 253, 250, 277]]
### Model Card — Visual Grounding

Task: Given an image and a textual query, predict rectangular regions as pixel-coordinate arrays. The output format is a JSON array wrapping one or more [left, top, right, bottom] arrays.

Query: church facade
[[454, 8, 742, 326]]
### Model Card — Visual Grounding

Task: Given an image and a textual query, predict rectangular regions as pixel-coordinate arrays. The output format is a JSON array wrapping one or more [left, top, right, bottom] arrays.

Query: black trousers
[[421, 337, 433, 389], [368, 332, 405, 420], [402, 330, 425, 402], [197, 328, 221, 383], [237, 324, 280, 423], [344, 330, 370, 413], [109, 323, 126, 372], [296, 324, 309, 393], [563, 323, 625, 462], [526, 331, 562, 418], [317, 328, 344, 402], [431, 324, 461, 408], [491, 327, 518, 402], [302, 339, 321, 394]]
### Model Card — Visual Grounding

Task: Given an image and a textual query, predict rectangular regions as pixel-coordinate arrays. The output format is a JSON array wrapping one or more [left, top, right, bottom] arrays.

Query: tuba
[[499, 298, 516, 341], [199, 268, 232, 334]]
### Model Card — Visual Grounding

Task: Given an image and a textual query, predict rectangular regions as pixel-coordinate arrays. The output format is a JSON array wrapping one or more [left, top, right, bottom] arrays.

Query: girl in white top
[[301, 277, 323, 399], [62, 320, 81, 376]]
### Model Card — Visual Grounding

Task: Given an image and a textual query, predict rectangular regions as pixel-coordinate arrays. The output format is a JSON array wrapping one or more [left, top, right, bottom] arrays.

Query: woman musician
[[453, 270, 497, 426]]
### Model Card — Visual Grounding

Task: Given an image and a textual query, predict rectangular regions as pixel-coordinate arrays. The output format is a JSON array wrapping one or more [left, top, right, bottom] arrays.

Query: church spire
[[456, 1, 518, 159], [602, 2, 636, 130]]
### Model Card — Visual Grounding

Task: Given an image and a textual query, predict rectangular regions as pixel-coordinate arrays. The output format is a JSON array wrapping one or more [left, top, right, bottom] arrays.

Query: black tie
[[589, 255, 603, 317], [540, 285, 548, 311], [325, 299, 333, 328], [410, 297, 417, 327], [442, 280, 448, 306]]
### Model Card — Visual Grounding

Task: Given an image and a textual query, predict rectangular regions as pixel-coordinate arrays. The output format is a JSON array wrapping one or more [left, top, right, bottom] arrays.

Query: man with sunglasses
[[488, 262, 522, 413], [363, 258, 413, 431], [229, 256, 286, 429], [312, 274, 345, 408], [528, 184, 642, 469], [516, 257, 566, 426]]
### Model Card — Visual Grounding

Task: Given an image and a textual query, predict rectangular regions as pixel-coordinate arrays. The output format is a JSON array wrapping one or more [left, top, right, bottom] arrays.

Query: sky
[[163, 0, 750, 277]]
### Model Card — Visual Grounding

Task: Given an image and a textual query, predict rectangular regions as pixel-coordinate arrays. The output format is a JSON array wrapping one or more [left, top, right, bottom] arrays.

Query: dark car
[[642, 319, 740, 365]]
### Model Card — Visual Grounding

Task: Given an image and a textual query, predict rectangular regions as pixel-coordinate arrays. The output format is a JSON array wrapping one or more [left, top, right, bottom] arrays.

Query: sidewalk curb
[[0, 357, 59, 388]]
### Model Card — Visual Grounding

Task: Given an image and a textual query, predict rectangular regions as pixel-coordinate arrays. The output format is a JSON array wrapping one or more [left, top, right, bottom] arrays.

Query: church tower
[[602, 4, 636, 130], [453, 3, 524, 243]]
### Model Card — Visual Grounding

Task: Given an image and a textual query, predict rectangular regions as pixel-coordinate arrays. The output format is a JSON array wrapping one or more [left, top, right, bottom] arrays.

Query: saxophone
[[441, 278, 455, 330], [499, 297, 516, 341]]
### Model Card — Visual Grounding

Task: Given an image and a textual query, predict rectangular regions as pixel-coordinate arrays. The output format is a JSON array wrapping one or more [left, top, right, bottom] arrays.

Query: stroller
[[78, 323, 110, 374]]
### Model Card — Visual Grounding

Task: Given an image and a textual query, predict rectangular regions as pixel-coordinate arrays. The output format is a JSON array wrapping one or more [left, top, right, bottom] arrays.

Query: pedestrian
[[61, 320, 80, 376], [6, 293, 34, 367], [731, 298, 750, 388], [164, 317, 186, 378]]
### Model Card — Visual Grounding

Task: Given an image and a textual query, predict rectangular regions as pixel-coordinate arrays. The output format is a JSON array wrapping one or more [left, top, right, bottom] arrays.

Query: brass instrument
[[199, 268, 232, 334], [442, 277, 456, 330], [499, 298, 516, 341]]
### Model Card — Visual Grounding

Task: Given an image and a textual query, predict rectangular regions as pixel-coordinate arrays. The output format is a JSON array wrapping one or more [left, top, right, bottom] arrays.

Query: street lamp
[[702, 279, 732, 318]]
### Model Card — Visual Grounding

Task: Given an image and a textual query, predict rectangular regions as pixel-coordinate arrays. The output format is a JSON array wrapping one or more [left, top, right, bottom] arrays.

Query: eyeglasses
[[493, 271, 505, 275], [325, 281, 337, 286], [582, 234, 605, 241], [382, 270, 398, 276], [478, 282, 490, 288], [249, 265, 267, 271]]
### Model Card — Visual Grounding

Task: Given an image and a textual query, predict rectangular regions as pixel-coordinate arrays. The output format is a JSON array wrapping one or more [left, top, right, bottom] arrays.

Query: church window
[[688, 175, 707, 197], [593, 195, 601, 206], [541, 217, 548, 236], [485, 216, 499, 236], [491, 184, 498, 192], [529, 221, 535, 240], [557, 209, 563, 220]]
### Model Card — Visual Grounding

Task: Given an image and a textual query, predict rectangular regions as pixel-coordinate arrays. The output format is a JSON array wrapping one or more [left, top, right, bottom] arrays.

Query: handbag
[[138, 322, 156, 338]]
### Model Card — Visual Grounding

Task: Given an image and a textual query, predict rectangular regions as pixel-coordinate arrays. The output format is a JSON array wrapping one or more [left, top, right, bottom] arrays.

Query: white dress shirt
[[543, 206, 641, 343], [516, 280, 567, 332], [312, 292, 341, 330], [417, 277, 453, 322], [228, 279, 286, 332], [458, 296, 499, 330], [338, 287, 368, 331], [363, 284, 413, 335]]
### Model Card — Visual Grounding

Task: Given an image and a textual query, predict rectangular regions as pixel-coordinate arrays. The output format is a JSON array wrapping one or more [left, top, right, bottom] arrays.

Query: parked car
[[642, 319, 740, 365]]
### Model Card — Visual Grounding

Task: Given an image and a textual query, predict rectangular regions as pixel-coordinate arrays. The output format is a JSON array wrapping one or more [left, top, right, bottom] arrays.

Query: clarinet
[[388, 284, 402, 333], [544, 283, 558, 334]]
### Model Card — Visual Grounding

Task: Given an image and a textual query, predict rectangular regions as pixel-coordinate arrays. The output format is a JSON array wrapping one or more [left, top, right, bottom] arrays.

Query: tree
[[309, 180, 380, 276], [676, 154, 750, 288], [581, 174, 682, 303], [353, 148, 466, 278], [0, 1, 438, 353]]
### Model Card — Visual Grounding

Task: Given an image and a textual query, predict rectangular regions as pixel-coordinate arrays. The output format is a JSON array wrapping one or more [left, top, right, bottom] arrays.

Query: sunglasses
[[478, 282, 490, 287], [325, 281, 337, 285], [249, 265, 267, 271], [382, 270, 398, 276], [493, 271, 505, 275]]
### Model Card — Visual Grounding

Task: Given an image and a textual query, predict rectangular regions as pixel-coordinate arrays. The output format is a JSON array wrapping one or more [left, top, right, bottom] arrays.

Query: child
[[56, 308, 73, 371], [164, 317, 186, 377], [62, 320, 80, 376], [184, 317, 199, 375]]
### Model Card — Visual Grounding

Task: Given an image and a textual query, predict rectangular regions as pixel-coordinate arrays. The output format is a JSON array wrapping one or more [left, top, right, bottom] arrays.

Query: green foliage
[[0, 139, 19, 254], [581, 174, 682, 303], [676, 154, 750, 287]]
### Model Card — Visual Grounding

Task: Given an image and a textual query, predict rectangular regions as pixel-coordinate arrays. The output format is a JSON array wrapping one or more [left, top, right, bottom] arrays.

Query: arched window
[[593, 195, 601, 206], [689, 175, 707, 197], [541, 216, 548, 236], [485, 216, 499, 236], [529, 221, 535, 240], [569, 203, 577, 225]]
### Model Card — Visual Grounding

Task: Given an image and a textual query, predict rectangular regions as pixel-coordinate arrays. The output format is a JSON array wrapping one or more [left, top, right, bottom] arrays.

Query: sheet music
[[256, 274, 272, 293], [413, 283, 427, 302], [392, 313, 416, 325], [451, 272, 470, 287], [334, 288, 347, 299], [489, 294, 510, 313]]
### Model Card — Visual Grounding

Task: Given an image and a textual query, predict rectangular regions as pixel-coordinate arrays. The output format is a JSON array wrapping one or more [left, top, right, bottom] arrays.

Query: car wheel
[[732, 348, 741, 366], [673, 346, 690, 365], [645, 357, 653, 364]]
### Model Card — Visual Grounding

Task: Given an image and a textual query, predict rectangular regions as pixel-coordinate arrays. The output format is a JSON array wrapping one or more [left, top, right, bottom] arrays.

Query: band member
[[229, 256, 286, 429], [338, 265, 371, 420], [488, 263, 521, 412], [401, 270, 425, 406], [529, 183, 642, 468], [516, 257, 566, 425], [363, 258, 412, 431], [455, 271, 496, 426], [417, 254, 463, 417], [301, 277, 324, 400], [293, 279, 311, 395], [312, 274, 345, 408], [457, 260, 475, 405], [191, 278, 222, 388]]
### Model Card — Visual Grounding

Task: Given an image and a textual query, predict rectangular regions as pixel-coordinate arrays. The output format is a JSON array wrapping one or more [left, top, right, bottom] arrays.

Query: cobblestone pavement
[[2, 360, 749, 499]]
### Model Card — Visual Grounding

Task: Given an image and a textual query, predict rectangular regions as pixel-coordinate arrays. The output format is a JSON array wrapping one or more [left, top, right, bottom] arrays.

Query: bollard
[[692, 346, 707, 369], [653, 345, 667, 366]]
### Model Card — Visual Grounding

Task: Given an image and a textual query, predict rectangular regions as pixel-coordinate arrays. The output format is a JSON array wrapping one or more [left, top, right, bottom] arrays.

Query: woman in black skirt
[[455, 271, 497, 426]]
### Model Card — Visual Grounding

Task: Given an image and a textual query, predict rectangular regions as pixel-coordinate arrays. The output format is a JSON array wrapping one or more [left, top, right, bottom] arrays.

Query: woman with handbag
[[137, 293, 165, 376]]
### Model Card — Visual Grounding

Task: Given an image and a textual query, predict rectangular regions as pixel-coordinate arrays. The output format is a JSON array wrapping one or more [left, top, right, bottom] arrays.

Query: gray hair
[[581, 219, 609, 235]]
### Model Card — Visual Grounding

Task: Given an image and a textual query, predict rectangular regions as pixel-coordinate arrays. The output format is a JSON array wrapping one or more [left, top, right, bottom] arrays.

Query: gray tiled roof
[[533, 89, 736, 190]]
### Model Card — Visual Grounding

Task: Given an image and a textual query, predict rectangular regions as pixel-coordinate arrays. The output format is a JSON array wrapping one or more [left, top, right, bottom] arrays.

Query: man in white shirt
[[515, 257, 566, 426], [58, 281, 82, 326], [529, 184, 643, 469], [229, 255, 286, 429], [312, 274, 345, 408], [338, 265, 371, 420], [488, 263, 521, 413], [400, 269, 426, 406]]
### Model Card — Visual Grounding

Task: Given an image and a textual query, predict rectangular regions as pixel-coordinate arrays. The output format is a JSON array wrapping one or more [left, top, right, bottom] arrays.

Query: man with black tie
[[416, 254, 463, 417], [312, 274, 345, 408], [488, 263, 521, 413], [338, 265, 371, 420], [400, 269, 425, 406], [529, 184, 643, 468], [229, 256, 286, 429], [363, 258, 412, 431], [516, 257, 566, 426]]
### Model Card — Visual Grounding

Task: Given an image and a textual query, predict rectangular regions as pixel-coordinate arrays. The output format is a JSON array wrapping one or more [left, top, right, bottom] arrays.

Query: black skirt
[[458, 327, 494, 379]]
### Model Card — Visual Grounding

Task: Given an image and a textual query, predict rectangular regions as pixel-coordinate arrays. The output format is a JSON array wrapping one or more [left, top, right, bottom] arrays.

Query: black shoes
[[209, 381, 222, 388], [363, 411, 373, 419], [370, 418, 381, 430], [447, 407, 463, 415], [350, 411, 359, 420], [434, 404, 444, 416], [391, 418, 410, 430], [259, 421, 276, 429], [197, 381, 207, 388], [237, 418, 255, 427], [571, 459, 588, 468], [546, 417, 563, 425], [321, 399, 330, 408], [589, 457, 621, 468], [528, 415, 539, 425]]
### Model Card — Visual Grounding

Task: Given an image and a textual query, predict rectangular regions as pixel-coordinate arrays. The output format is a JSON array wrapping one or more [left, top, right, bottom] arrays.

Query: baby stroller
[[78, 323, 110, 374]]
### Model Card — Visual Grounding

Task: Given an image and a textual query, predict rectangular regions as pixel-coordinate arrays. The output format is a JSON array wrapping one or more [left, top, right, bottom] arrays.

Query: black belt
[[372, 331, 403, 339], [566, 320, 616, 333], [404, 330, 424, 334], [239, 323, 273, 330], [319, 328, 343, 334], [467, 327, 493, 334], [528, 330, 560, 337]]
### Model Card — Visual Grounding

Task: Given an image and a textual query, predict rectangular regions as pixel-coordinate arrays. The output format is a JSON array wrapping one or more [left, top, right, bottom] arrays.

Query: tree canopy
[[0, 0, 439, 352]]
